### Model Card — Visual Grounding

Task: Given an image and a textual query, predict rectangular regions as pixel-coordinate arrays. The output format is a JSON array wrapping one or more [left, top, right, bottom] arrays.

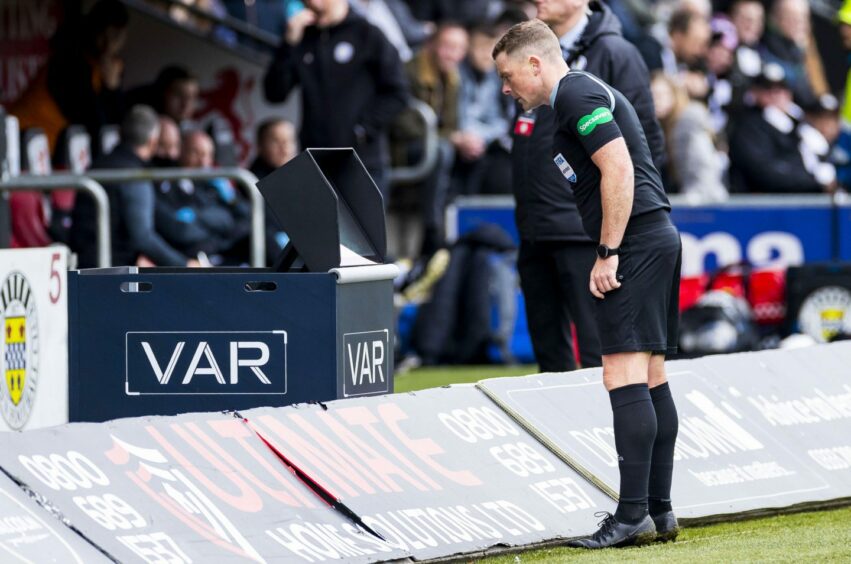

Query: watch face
[[597, 245, 607, 258]]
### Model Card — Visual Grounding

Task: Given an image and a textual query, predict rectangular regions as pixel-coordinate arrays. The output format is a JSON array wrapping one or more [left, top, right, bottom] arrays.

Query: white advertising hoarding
[[0, 246, 68, 431]]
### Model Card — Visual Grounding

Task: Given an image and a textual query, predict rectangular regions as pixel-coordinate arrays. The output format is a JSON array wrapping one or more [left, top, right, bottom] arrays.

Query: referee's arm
[[592, 138, 634, 253], [589, 138, 634, 298]]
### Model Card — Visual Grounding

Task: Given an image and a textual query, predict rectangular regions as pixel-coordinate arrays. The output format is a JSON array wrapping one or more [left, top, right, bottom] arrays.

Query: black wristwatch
[[596, 244, 620, 259]]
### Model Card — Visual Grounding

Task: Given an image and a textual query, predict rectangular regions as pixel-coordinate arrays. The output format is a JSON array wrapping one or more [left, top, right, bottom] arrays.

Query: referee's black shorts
[[595, 210, 681, 356]]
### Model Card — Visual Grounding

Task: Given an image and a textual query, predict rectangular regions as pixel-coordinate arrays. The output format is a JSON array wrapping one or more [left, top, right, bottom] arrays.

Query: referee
[[494, 20, 681, 549], [511, 0, 666, 374]]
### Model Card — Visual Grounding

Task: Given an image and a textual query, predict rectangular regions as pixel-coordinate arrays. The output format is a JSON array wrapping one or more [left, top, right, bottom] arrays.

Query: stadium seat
[[10, 128, 52, 248], [51, 125, 93, 244]]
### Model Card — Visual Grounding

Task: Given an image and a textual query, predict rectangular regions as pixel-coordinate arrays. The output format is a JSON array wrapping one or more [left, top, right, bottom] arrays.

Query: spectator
[[396, 21, 469, 256], [10, 0, 128, 152], [640, 7, 709, 73], [167, 0, 237, 44], [250, 119, 298, 179], [155, 130, 251, 263], [263, 0, 408, 202], [651, 72, 727, 202], [729, 63, 835, 193], [249, 118, 299, 263], [801, 94, 841, 191], [71, 105, 197, 268], [705, 16, 739, 135], [403, 0, 504, 26], [350, 0, 433, 62], [222, 0, 286, 37], [730, 0, 764, 73], [153, 115, 182, 167], [759, 0, 826, 107], [454, 24, 512, 195], [665, 8, 712, 99], [803, 94, 841, 148], [127, 66, 201, 129]]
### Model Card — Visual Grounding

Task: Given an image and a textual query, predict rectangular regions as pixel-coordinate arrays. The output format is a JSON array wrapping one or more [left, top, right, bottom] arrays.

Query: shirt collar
[[558, 13, 590, 55], [549, 73, 567, 107]]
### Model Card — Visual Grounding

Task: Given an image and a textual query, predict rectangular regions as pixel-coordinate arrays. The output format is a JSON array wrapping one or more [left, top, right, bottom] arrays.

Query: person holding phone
[[264, 0, 408, 202]]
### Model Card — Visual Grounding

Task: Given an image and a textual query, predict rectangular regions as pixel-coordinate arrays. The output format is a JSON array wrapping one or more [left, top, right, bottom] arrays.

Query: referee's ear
[[528, 54, 542, 76]]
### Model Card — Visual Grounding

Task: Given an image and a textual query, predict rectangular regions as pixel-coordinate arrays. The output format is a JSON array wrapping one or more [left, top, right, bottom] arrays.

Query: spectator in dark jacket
[[759, 0, 826, 108], [126, 66, 201, 129], [263, 0, 408, 201], [249, 119, 299, 264], [72, 105, 197, 268], [153, 115, 182, 167], [155, 130, 251, 263], [10, 0, 128, 153], [510, 0, 666, 373], [350, 0, 433, 62], [729, 63, 835, 193]]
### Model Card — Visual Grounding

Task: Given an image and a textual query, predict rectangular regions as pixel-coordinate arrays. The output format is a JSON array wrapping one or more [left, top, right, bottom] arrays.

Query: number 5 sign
[[0, 247, 69, 431]]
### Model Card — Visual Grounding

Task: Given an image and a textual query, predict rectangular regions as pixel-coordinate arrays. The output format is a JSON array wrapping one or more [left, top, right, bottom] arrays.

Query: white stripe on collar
[[570, 70, 616, 111]]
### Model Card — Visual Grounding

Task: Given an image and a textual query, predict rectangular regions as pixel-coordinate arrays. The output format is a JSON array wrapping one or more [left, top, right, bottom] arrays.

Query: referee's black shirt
[[551, 71, 670, 241]]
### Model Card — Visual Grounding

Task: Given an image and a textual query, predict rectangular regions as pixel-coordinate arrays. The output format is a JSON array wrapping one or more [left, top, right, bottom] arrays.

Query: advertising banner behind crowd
[[478, 343, 851, 521], [448, 196, 847, 276], [0, 470, 108, 563], [0, 411, 406, 563], [243, 385, 614, 560], [0, 247, 68, 431]]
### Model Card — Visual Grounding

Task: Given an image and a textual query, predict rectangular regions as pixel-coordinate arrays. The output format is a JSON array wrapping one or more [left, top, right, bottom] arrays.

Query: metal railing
[[0, 175, 112, 267], [125, 0, 279, 50], [389, 99, 440, 186], [86, 168, 265, 267]]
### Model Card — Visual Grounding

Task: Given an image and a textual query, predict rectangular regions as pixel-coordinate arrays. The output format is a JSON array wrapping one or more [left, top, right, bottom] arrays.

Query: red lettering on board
[[314, 410, 430, 493], [148, 425, 264, 513], [206, 418, 315, 508], [379, 403, 482, 487], [255, 413, 374, 498], [333, 405, 441, 491]]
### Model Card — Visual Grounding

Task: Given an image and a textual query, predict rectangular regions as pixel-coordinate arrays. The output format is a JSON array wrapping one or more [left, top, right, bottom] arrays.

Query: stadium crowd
[[3, 0, 850, 268]]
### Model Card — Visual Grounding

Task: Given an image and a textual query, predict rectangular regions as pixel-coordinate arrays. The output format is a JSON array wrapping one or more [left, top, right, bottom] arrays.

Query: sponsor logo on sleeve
[[553, 153, 577, 183], [577, 107, 613, 136]]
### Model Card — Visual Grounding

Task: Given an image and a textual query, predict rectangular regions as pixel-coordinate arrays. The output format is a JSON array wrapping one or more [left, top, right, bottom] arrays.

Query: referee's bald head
[[492, 19, 562, 64]]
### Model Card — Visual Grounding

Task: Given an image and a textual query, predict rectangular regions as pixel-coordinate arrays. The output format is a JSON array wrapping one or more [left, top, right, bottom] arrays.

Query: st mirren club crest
[[0, 272, 38, 429], [799, 286, 851, 343]]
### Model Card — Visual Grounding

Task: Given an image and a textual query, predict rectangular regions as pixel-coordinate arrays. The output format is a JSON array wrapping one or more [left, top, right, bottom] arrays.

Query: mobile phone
[[285, 0, 305, 19]]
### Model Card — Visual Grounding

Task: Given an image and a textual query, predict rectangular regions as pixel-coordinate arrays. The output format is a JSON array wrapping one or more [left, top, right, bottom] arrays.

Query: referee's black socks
[[648, 381, 679, 516], [610, 383, 657, 524]]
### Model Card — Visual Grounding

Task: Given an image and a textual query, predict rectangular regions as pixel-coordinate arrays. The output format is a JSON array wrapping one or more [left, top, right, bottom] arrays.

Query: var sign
[[125, 331, 287, 396], [343, 330, 390, 397]]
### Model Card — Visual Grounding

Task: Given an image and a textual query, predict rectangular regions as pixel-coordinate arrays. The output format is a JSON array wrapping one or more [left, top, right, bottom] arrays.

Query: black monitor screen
[[337, 196, 377, 259]]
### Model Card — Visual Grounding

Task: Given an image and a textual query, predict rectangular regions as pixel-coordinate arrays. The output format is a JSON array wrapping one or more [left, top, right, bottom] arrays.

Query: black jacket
[[263, 11, 408, 169], [413, 224, 516, 364], [71, 145, 187, 268], [759, 30, 815, 107], [728, 108, 823, 194], [511, 1, 665, 242]]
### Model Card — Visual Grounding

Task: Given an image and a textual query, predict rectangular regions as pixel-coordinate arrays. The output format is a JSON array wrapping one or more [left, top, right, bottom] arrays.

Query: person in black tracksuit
[[263, 0, 408, 201], [512, 0, 665, 373]]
